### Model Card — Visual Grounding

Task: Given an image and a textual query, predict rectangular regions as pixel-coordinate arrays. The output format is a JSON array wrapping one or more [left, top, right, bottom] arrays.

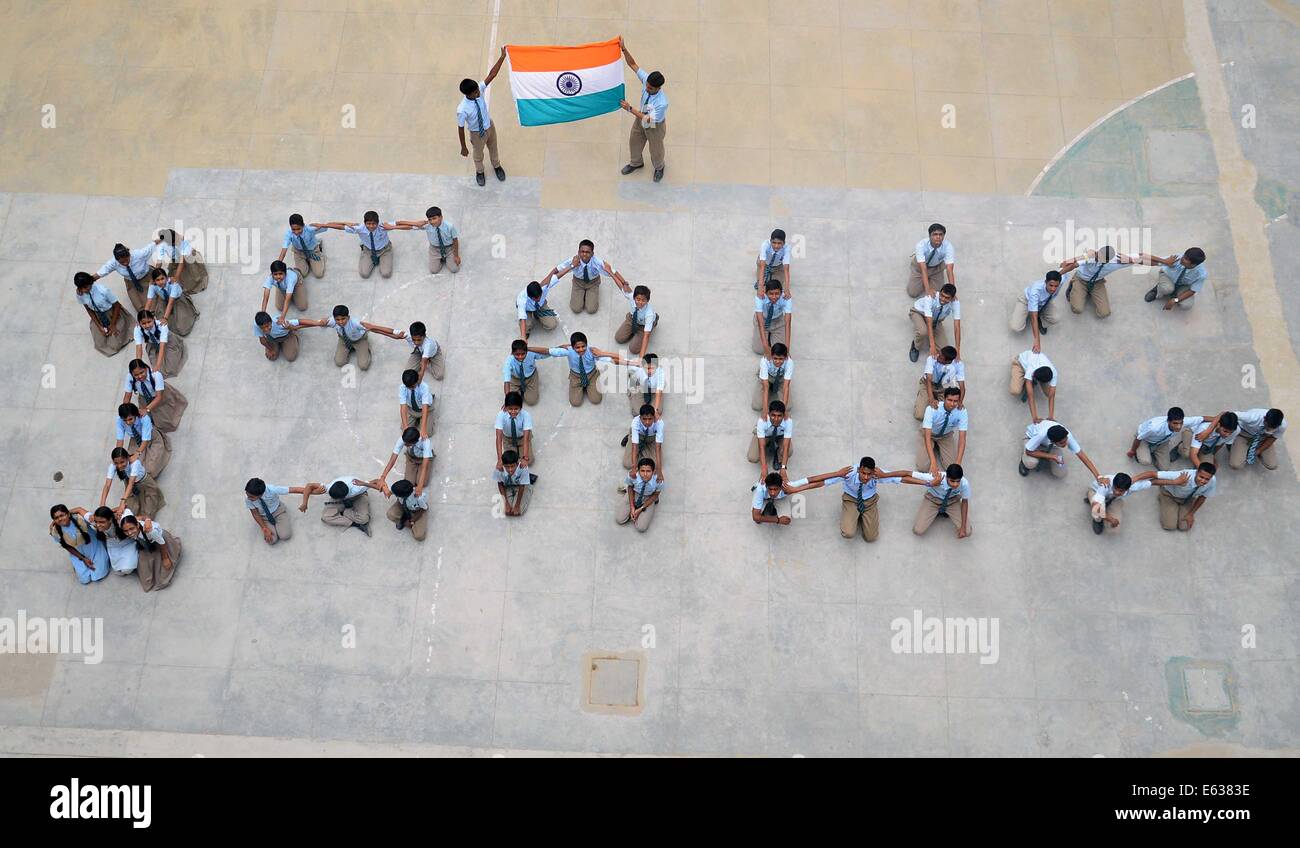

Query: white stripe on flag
[[509, 60, 622, 101]]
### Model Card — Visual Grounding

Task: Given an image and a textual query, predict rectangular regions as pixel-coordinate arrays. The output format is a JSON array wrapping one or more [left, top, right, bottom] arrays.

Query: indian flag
[[506, 38, 625, 127]]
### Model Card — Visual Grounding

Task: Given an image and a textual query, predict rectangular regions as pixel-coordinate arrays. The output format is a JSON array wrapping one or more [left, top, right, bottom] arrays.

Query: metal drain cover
[[582, 651, 645, 715]]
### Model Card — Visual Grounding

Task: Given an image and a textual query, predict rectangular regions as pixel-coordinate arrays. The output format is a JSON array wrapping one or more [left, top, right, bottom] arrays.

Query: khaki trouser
[[1086, 491, 1124, 527], [615, 312, 657, 346], [1067, 275, 1110, 317], [1155, 279, 1197, 308], [322, 493, 370, 528], [747, 435, 792, 468], [265, 503, 293, 543], [503, 486, 532, 516], [1008, 357, 1028, 396], [386, 501, 428, 540], [292, 243, 327, 279], [1009, 293, 1062, 332], [500, 430, 535, 465], [264, 332, 300, 362], [406, 348, 445, 380], [428, 244, 460, 274], [334, 334, 371, 370], [917, 430, 959, 471], [629, 387, 655, 414], [275, 281, 309, 312], [570, 275, 600, 314], [470, 124, 501, 172], [909, 309, 950, 352], [907, 259, 947, 298], [525, 310, 558, 336], [913, 493, 965, 535], [1024, 446, 1068, 478], [404, 453, 431, 485], [752, 378, 792, 413], [1228, 435, 1279, 470], [758, 263, 789, 292], [509, 373, 540, 406], [616, 498, 657, 531], [358, 242, 393, 279], [914, 377, 942, 420], [568, 369, 602, 406], [840, 493, 880, 542], [623, 437, 656, 469], [1158, 490, 1198, 531], [1135, 432, 1189, 470], [629, 117, 666, 169], [752, 317, 789, 355]]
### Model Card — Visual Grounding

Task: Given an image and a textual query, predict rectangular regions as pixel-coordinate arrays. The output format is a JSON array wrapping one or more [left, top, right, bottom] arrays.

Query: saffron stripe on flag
[[505, 38, 622, 73]]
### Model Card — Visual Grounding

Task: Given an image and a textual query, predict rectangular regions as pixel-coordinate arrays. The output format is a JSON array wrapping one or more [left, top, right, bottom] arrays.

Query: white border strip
[[1024, 72, 1196, 197]]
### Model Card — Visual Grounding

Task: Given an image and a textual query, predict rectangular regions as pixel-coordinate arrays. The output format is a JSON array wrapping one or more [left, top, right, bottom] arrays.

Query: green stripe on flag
[[516, 85, 625, 127]]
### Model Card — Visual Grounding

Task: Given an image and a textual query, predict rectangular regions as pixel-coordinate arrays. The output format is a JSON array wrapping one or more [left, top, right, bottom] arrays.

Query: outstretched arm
[[619, 36, 639, 71], [484, 46, 508, 86]]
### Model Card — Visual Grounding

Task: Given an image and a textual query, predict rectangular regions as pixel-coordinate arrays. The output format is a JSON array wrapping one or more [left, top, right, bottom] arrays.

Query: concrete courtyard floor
[[1, 0, 1298, 757]]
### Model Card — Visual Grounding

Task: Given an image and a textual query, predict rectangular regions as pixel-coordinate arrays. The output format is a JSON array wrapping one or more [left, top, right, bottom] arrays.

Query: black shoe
[[908, 343, 919, 363], [1144, 287, 1158, 302], [1020, 386, 1028, 403], [354, 522, 372, 537], [475, 172, 486, 186], [495, 165, 506, 181], [1169, 447, 1181, 462], [395, 517, 408, 531], [620, 434, 630, 447], [653, 167, 664, 182], [1065, 281, 1074, 301], [529, 474, 539, 484], [1018, 461, 1030, 477], [1092, 519, 1105, 535], [1037, 318, 1049, 336], [621, 163, 644, 175]]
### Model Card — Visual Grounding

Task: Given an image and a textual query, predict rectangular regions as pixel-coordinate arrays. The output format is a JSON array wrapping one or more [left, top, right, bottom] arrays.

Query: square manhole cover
[[1183, 666, 1232, 713], [582, 651, 645, 715]]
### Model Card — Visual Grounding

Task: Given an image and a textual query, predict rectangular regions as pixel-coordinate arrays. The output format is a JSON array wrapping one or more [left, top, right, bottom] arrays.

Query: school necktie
[[937, 484, 955, 515], [1246, 433, 1262, 465], [368, 231, 380, 267], [577, 353, 589, 389], [854, 480, 865, 514], [125, 262, 143, 293], [509, 416, 519, 445], [91, 291, 112, 327], [435, 226, 447, 258], [764, 300, 776, 328], [1179, 484, 1202, 506], [932, 297, 942, 323], [130, 422, 142, 442], [1173, 265, 1187, 288], [258, 497, 277, 526], [295, 234, 317, 272], [1085, 263, 1105, 293], [138, 378, 155, 403], [408, 388, 422, 416], [632, 303, 642, 327], [769, 364, 784, 395], [634, 480, 647, 509], [474, 99, 486, 137], [582, 261, 592, 282], [763, 495, 777, 516], [924, 246, 937, 267], [935, 410, 952, 437], [766, 429, 782, 468]]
